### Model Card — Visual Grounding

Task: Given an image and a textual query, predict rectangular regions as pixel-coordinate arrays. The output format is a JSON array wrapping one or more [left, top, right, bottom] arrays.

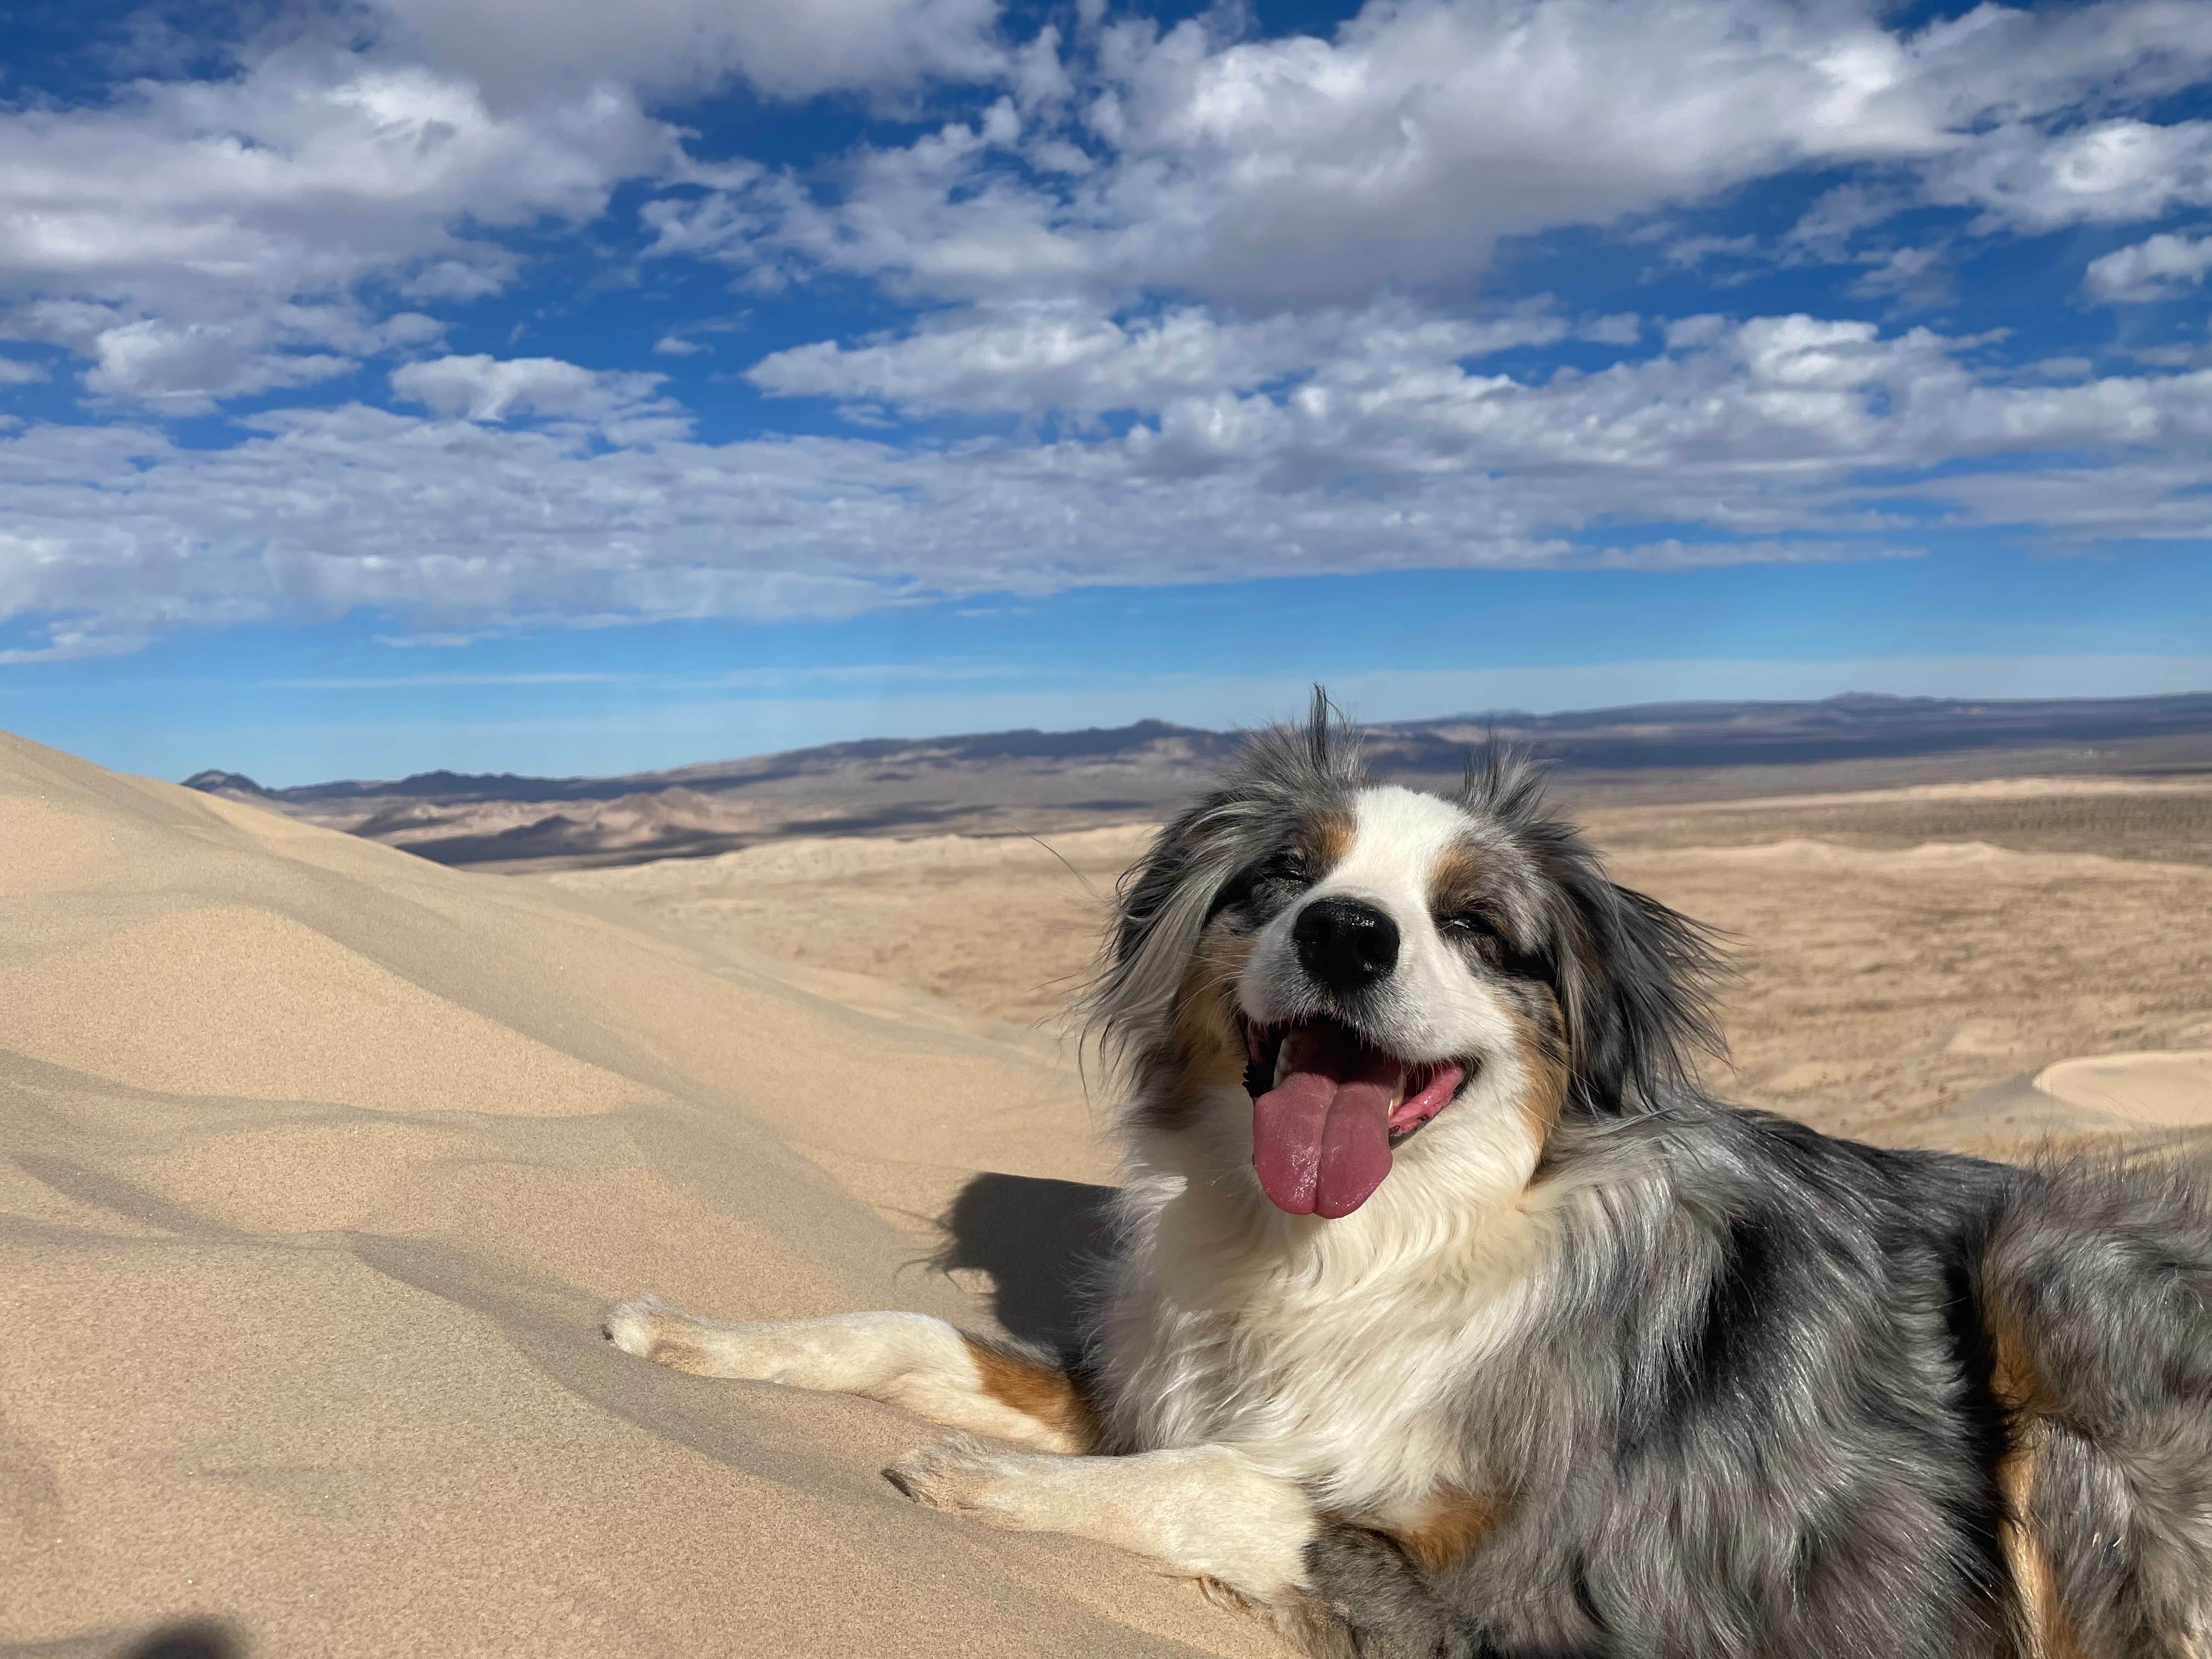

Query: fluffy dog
[[606, 697, 2212, 1658]]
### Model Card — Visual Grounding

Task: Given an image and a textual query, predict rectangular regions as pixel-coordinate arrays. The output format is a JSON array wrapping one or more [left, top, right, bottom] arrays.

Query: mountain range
[[183, 691, 2212, 871]]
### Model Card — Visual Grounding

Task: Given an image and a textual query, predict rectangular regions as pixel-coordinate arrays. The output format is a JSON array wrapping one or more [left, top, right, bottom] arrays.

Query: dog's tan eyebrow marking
[[1307, 804, 1355, 872], [1425, 835, 1488, 915], [961, 1336, 1102, 1456]]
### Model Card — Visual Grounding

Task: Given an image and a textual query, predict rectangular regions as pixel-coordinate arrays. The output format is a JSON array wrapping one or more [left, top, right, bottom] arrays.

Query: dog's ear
[[1462, 745, 1726, 1115], [1086, 687, 1362, 1063], [1549, 863, 1728, 1115]]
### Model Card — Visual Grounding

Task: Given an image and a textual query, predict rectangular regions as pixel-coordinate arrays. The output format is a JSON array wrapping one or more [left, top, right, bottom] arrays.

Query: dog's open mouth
[[1239, 1017, 1471, 1219]]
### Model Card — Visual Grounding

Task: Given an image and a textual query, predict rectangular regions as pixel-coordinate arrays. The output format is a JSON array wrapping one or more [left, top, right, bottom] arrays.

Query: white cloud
[[1932, 118, 2212, 230], [389, 353, 670, 424], [0, 625, 154, 664], [3, 315, 2210, 658], [1073, 314, 2136, 484], [0, 55, 672, 291], [0, 42, 676, 404], [1583, 539, 1924, 570], [3, 297, 445, 413], [3, 0, 2203, 428], [83, 321, 353, 405], [1579, 314, 1643, 347], [369, 0, 1008, 104], [746, 298, 1567, 419], [652, 333, 707, 357], [2086, 232, 2212, 303], [657, 0, 2212, 308], [1789, 183, 1911, 257], [398, 249, 524, 301]]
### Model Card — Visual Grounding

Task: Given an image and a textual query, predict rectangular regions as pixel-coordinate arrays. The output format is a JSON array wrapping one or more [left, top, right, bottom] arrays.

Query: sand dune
[[1869, 1051, 2212, 1157], [2038, 1049, 2212, 1125], [0, 732, 1270, 1659]]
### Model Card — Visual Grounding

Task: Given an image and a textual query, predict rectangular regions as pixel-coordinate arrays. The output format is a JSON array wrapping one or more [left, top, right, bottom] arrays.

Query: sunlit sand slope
[[0, 731, 1274, 1659]]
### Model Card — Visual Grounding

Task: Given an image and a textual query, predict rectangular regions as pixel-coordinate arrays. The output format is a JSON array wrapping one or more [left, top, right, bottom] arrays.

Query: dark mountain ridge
[[198, 693, 2212, 805], [182, 691, 2212, 871]]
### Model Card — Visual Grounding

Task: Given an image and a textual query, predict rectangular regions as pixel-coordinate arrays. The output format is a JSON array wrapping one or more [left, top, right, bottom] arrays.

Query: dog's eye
[[1439, 909, 1506, 962], [1211, 849, 1314, 921], [1440, 907, 1542, 978]]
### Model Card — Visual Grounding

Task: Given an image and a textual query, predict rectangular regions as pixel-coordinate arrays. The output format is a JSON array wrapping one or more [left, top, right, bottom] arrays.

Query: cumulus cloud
[[1062, 313, 2212, 488], [2086, 233, 2212, 303], [1932, 118, 2212, 230], [655, 0, 2212, 307], [4, 315, 2210, 660], [0, 57, 671, 290], [369, 0, 1009, 104], [0, 42, 676, 404], [745, 300, 1568, 419], [2, 297, 446, 413], [389, 354, 672, 425]]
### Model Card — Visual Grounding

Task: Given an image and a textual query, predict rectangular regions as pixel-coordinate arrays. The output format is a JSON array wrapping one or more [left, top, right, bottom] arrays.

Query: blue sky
[[2, 1, 2209, 783]]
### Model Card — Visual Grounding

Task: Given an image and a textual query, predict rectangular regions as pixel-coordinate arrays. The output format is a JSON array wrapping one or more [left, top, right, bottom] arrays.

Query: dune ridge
[[0, 731, 1273, 1659]]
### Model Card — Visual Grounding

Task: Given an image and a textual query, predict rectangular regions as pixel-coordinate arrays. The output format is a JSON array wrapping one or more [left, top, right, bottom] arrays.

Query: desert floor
[[555, 773, 2212, 1152], [5, 733, 2210, 1658]]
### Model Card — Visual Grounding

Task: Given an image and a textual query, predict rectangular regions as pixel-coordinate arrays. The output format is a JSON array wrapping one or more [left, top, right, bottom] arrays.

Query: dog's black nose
[[1293, 898, 1399, 994]]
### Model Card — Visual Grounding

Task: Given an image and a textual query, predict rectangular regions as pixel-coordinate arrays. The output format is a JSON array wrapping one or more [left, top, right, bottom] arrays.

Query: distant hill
[[185, 691, 2212, 871], [180, 768, 272, 797], [189, 718, 1235, 809]]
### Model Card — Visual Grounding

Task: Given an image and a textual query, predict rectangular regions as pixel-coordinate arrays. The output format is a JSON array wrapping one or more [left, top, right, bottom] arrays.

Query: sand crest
[[0, 731, 1273, 1659], [2035, 1051, 2212, 1130]]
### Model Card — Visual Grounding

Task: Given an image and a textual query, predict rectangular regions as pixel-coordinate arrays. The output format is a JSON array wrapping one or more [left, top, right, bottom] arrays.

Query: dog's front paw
[[884, 1433, 1032, 1522], [602, 1294, 664, 1352], [602, 1295, 715, 1372]]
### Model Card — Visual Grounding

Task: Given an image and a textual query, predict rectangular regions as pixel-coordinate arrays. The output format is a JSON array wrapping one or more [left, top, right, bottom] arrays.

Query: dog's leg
[[1300, 1525, 1549, 1659], [884, 1435, 1318, 1607], [601, 1298, 1096, 1453]]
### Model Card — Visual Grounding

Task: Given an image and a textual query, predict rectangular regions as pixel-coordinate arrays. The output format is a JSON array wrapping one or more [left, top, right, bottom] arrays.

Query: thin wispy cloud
[[268, 661, 1020, 692]]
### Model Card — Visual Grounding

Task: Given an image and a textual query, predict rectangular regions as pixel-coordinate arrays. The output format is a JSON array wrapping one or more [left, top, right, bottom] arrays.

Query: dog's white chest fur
[[1100, 1087, 1549, 1521]]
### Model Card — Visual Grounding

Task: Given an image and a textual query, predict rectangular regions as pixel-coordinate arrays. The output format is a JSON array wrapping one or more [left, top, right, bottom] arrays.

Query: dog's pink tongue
[[1251, 1028, 1398, 1218]]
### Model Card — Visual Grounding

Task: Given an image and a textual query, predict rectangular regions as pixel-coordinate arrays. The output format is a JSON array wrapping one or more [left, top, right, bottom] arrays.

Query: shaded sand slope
[[0, 732, 1276, 1659]]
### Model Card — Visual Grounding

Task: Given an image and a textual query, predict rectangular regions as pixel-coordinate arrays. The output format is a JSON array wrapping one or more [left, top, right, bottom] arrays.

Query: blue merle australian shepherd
[[607, 696, 2212, 1658]]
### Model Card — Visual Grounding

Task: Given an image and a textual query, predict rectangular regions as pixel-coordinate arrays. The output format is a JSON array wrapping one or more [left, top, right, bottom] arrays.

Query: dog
[[606, 695, 2212, 1658]]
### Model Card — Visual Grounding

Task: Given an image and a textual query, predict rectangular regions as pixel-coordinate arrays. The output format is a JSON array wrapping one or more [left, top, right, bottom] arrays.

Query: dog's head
[[1087, 692, 1724, 1219]]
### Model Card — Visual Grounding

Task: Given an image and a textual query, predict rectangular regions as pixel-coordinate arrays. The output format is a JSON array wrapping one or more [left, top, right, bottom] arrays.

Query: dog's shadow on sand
[[125, 1622, 241, 1659], [933, 1171, 1119, 1351]]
